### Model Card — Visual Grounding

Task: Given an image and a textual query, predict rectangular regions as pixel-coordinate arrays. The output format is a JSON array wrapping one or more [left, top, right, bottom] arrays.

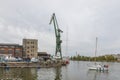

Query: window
[[15, 49, 21, 54], [27, 51, 29, 53], [27, 42, 29, 44], [8, 50, 14, 54], [0, 50, 5, 54], [27, 47, 29, 49]]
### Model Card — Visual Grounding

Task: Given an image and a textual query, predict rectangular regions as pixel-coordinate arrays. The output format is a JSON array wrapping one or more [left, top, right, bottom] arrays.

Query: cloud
[[0, 0, 120, 56]]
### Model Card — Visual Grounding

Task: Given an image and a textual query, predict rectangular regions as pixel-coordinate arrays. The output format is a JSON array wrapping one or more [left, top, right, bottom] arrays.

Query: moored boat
[[88, 64, 109, 71], [88, 37, 109, 71]]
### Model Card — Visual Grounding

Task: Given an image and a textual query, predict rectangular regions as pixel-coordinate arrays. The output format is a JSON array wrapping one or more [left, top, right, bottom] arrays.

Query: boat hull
[[88, 65, 108, 71]]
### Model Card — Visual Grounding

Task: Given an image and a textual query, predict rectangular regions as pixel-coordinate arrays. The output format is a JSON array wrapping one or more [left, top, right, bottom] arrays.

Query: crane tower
[[49, 13, 63, 59]]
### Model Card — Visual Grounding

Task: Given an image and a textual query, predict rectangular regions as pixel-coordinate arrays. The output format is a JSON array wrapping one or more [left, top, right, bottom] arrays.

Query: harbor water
[[0, 61, 120, 80]]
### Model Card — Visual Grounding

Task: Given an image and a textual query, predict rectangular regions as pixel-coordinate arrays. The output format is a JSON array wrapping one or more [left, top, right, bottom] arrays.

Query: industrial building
[[23, 39, 38, 58], [38, 52, 50, 61], [0, 43, 23, 57]]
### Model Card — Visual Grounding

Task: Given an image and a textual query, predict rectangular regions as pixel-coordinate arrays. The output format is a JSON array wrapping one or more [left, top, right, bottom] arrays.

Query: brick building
[[0, 43, 23, 57]]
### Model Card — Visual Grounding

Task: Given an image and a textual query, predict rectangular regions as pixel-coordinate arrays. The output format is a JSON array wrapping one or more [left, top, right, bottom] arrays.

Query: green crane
[[49, 13, 63, 59]]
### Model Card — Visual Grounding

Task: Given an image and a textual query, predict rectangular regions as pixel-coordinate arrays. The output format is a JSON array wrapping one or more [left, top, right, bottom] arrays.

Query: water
[[0, 61, 120, 80]]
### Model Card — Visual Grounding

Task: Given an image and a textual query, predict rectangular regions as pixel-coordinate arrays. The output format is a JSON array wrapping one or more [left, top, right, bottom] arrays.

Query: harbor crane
[[49, 13, 63, 59]]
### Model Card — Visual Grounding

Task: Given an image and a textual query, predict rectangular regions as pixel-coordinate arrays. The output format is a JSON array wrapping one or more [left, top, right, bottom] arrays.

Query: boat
[[88, 64, 108, 71], [62, 56, 70, 64], [88, 37, 109, 71]]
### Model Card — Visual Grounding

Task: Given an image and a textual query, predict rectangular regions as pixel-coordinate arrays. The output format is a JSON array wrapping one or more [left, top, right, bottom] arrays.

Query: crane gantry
[[49, 13, 63, 59]]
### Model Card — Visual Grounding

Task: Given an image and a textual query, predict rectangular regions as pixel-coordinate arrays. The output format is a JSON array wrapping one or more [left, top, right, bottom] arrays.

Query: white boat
[[88, 37, 109, 71], [88, 64, 108, 71], [31, 57, 39, 62]]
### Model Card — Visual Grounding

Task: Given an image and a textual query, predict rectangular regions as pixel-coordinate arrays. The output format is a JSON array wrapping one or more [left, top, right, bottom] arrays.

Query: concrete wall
[[23, 39, 38, 58]]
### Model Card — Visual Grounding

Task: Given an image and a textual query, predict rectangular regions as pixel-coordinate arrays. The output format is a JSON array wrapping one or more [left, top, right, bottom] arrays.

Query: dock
[[0, 60, 69, 68]]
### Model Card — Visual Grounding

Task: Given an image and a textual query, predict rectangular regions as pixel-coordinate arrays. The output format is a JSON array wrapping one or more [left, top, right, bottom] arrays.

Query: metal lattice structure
[[49, 13, 63, 59]]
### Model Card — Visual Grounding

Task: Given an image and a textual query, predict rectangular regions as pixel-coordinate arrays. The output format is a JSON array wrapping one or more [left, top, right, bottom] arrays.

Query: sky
[[0, 0, 120, 57]]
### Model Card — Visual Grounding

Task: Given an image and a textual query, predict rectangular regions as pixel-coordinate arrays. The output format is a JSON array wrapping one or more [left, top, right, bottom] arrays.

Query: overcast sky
[[0, 0, 120, 56]]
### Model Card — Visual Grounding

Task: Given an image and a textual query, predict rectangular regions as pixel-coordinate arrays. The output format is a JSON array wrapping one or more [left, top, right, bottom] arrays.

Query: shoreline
[[0, 60, 68, 68]]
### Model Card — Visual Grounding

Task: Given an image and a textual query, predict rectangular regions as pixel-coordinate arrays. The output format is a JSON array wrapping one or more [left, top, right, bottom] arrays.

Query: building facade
[[23, 39, 38, 58], [38, 52, 50, 61], [0, 44, 23, 57]]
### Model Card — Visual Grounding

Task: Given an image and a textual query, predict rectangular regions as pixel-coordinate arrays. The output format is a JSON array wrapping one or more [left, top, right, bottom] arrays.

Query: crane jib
[[49, 13, 63, 59]]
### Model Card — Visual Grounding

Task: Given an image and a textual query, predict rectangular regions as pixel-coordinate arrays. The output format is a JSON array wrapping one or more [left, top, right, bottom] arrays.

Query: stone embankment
[[0, 60, 68, 68]]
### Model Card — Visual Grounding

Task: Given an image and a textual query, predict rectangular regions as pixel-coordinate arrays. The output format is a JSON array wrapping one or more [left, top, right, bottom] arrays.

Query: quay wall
[[0, 61, 67, 68]]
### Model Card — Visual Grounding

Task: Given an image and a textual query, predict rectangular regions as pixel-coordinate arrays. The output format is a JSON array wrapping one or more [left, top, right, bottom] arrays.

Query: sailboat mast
[[95, 37, 98, 64]]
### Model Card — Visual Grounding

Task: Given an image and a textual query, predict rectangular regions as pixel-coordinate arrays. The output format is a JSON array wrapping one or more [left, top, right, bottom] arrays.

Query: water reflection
[[54, 67, 62, 80], [0, 68, 37, 80], [1, 61, 118, 80], [37, 66, 62, 80], [87, 70, 109, 80], [37, 68, 55, 80]]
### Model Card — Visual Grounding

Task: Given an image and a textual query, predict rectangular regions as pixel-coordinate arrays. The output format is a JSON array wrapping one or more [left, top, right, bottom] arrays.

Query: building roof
[[0, 43, 21, 46], [38, 52, 47, 54], [38, 52, 50, 56], [0, 43, 22, 48], [23, 38, 38, 41]]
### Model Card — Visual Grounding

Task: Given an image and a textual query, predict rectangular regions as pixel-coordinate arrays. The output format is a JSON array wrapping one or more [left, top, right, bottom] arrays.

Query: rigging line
[[66, 25, 69, 55]]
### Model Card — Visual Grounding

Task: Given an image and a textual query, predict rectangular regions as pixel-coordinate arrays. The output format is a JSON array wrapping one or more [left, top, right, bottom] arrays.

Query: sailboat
[[88, 37, 109, 71]]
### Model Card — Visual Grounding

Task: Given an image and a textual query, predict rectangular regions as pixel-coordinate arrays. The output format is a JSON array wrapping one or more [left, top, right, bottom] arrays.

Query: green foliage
[[70, 55, 117, 62]]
